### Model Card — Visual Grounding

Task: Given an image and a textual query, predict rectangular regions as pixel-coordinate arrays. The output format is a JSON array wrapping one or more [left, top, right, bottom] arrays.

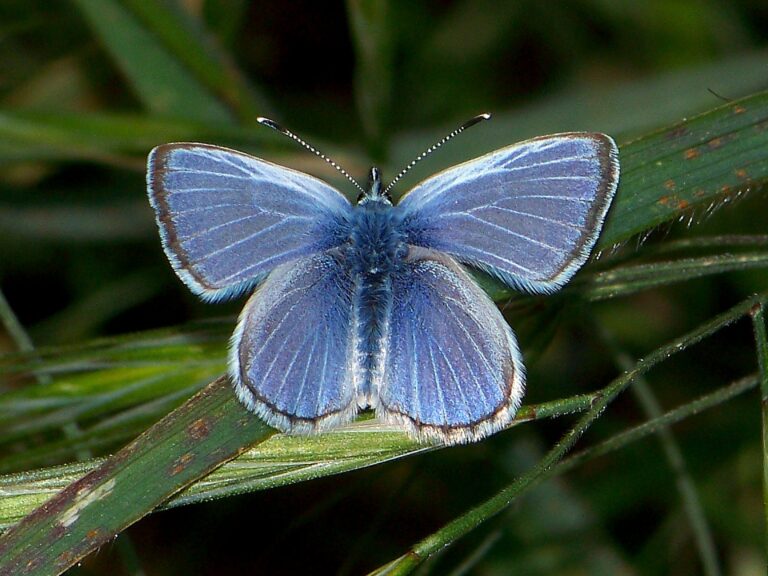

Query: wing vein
[[439, 299, 492, 405], [170, 202, 254, 214], [200, 149, 257, 177], [426, 338, 449, 428], [460, 214, 567, 254], [431, 331, 471, 422], [191, 217, 304, 266], [164, 168, 251, 179], [472, 205, 587, 230]]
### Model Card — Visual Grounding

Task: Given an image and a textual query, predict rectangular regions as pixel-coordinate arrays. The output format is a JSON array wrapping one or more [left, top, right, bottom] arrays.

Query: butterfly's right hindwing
[[147, 143, 353, 301], [378, 248, 525, 444]]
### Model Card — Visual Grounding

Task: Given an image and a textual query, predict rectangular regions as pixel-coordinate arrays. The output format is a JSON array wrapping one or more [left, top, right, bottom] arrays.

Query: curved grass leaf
[[0, 392, 603, 532], [0, 376, 274, 576], [0, 109, 356, 179], [372, 373, 760, 575], [580, 249, 768, 300]]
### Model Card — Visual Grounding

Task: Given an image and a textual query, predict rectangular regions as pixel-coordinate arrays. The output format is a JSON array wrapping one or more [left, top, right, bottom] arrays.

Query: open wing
[[397, 133, 619, 293], [147, 143, 352, 301], [377, 248, 525, 445], [230, 251, 357, 433]]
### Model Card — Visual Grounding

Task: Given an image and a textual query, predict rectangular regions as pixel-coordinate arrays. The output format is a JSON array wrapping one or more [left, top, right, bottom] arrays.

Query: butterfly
[[146, 116, 619, 445]]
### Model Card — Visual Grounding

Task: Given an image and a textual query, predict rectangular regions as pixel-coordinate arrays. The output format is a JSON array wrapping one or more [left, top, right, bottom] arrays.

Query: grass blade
[[347, 0, 392, 157], [599, 91, 768, 249], [0, 392, 602, 530], [581, 249, 768, 300], [70, 0, 233, 123], [122, 0, 272, 121], [0, 376, 273, 576], [370, 295, 764, 575], [596, 320, 721, 576], [751, 301, 768, 563]]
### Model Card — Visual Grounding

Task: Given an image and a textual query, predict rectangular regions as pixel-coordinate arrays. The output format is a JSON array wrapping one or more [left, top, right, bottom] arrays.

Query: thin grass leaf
[[0, 200, 154, 242], [0, 323, 228, 471], [0, 108, 354, 177], [751, 301, 768, 561], [122, 0, 272, 121], [371, 295, 764, 575], [0, 290, 33, 357], [70, 0, 233, 123], [641, 234, 768, 254], [596, 319, 720, 576], [375, 373, 759, 574], [0, 110, 216, 165], [579, 249, 768, 301]]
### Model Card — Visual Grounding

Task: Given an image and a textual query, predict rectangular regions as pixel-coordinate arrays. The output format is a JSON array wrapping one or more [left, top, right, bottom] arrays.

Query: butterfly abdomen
[[348, 202, 407, 405]]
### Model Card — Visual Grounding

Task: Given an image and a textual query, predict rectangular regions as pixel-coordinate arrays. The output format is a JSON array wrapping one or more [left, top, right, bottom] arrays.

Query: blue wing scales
[[378, 248, 525, 444], [397, 133, 619, 293], [147, 143, 352, 301], [230, 251, 357, 432]]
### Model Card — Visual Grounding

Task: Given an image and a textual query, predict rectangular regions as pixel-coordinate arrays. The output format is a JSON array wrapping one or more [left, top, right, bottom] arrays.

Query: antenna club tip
[[257, 117, 282, 130], [461, 113, 493, 130]]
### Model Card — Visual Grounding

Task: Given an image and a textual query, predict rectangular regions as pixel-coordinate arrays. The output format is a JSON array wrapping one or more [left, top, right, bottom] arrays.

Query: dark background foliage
[[1, 1, 768, 574]]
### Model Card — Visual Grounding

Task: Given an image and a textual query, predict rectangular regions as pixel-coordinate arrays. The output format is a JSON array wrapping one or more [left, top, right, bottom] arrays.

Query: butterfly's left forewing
[[378, 248, 525, 444], [397, 133, 619, 294], [147, 144, 352, 301]]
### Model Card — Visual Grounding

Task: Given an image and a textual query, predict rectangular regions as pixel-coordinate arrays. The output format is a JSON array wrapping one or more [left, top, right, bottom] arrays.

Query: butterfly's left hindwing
[[147, 144, 352, 301], [397, 133, 619, 294], [230, 251, 357, 432]]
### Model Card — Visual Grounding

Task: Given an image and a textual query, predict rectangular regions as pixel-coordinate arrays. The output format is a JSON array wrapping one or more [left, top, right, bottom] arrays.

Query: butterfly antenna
[[257, 117, 365, 194], [383, 113, 492, 195]]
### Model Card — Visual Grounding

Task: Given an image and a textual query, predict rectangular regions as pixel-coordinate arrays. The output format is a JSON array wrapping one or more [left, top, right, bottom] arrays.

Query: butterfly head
[[357, 167, 392, 206]]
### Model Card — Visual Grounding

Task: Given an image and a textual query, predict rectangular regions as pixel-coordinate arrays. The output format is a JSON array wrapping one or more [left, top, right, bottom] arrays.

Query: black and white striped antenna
[[383, 113, 491, 195], [257, 117, 365, 194]]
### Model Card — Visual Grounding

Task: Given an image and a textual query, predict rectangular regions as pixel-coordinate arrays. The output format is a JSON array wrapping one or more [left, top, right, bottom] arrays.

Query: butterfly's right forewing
[[397, 133, 619, 294], [147, 144, 352, 301]]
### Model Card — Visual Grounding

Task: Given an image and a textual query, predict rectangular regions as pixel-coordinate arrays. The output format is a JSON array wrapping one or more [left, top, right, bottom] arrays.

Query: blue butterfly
[[146, 117, 619, 445]]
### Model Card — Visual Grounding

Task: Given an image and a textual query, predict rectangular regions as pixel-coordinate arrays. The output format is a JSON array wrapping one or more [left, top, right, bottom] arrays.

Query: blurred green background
[[1, 0, 768, 574]]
